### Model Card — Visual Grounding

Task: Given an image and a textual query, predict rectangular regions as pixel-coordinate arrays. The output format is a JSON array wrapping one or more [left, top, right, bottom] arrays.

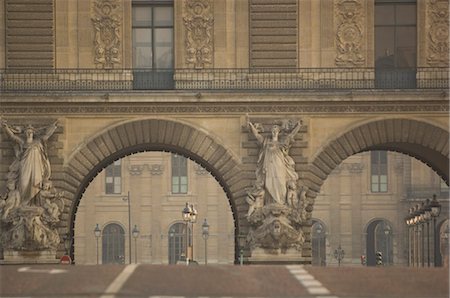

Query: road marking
[[100, 264, 139, 298], [17, 267, 67, 274], [286, 265, 338, 298]]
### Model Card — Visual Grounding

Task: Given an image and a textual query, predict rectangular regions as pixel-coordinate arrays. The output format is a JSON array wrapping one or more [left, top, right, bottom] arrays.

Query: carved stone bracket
[[92, 0, 122, 69], [335, 0, 365, 66], [183, 0, 214, 68], [128, 165, 144, 176], [427, 0, 449, 66], [346, 162, 364, 174], [194, 164, 208, 175], [149, 164, 164, 176]]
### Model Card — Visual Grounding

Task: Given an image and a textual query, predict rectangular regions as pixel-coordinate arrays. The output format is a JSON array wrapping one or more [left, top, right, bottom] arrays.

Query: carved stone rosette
[[183, 0, 214, 68], [427, 0, 449, 66], [335, 0, 365, 66], [92, 0, 121, 69]]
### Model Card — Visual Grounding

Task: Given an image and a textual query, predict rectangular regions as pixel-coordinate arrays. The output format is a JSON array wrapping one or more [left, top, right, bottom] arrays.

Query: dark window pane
[[375, 5, 395, 25], [396, 4, 416, 25], [396, 27, 416, 67], [154, 7, 173, 26], [375, 27, 395, 68], [133, 6, 152, 26], [155, 28, 173, 68]]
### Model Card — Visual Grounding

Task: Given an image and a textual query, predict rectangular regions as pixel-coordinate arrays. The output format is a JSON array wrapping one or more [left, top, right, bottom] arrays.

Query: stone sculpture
[[246, 117, 311, 254], [0, 120, 64, 252]]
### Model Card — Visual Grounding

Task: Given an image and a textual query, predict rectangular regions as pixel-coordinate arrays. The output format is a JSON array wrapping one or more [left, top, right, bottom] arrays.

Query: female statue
[[1, 120, 58, 205], [247, 120, 301, 206]]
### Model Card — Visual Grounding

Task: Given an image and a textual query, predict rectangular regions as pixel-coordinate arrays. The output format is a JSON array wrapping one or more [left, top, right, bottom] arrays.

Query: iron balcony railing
[[0, 67, 448, 92]]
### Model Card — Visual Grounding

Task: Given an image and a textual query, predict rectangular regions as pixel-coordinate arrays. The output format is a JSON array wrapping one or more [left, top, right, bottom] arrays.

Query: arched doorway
[[366, 219, 393, 266], [102, 223, 125, 264], [168, 222, 187, 264], [312, 220, 327, 266]]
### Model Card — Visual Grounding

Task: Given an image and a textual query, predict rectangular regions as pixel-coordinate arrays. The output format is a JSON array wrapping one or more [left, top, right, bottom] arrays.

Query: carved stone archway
[[60, 118, 249, 262], [306, 118, 449, 198]]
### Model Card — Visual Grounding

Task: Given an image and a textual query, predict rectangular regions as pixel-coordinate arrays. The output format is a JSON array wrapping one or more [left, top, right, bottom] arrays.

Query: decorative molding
[[149, 164, 164, 175], [183, 0, 214, 68], [0, 102, 447, 115], [346, 163, 364, 173], [92, 0, 121, 69], [194, 164, 208, 175], [128, 165, 144, 176], [427, 0, 449, 66], [335, 0, 365, 66]]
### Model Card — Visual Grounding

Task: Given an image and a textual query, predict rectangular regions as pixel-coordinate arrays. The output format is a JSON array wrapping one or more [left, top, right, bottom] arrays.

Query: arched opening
[[102, 223, 125, 264], [366, 219, 393, 266], [311, 220, 327, 266], [62, 118, 247, 263]]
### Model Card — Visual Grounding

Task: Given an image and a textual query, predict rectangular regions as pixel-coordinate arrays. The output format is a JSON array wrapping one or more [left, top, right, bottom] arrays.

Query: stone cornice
[[0, 101, 447, 115]]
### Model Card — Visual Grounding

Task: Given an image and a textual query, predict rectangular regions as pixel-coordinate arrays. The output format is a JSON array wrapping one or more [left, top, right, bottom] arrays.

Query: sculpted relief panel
[[245, 116, 312, 256], [335, 0, 365, 66], [92, 0, 122, 69], [427, 0, 449, 66], [0, 120, 64, 253], [183, 0, 214, 68]]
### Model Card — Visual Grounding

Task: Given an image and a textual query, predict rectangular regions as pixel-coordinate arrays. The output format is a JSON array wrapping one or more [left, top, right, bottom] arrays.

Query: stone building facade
[[0, 0, 448, 264]]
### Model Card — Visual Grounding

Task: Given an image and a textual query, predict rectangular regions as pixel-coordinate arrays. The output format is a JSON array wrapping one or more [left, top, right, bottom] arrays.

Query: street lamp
[[94, 224, 101, 265], [202, 218, 209, 265], [132, 225, 140, 264], [423, 199, 432, 267], [413, 204, 421, 267], [315, 223, 324, 266], [122, 191, 132, 265], [429, 194, 442, 267], [383, 223, 391, 266], [334, 245, 345, 266], [182, 202, 198, 264]]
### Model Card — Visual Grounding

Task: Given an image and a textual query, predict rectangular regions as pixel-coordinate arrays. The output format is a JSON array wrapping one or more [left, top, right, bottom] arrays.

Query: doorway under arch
[[366, 219, 393, 266]]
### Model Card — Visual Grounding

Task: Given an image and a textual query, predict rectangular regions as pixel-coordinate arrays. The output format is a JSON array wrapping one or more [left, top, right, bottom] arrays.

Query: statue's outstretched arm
[[42, 121, 58, 141], [285, 121, 302, 144], [248, 121, 264, 144], [1, 120, 23, 145]]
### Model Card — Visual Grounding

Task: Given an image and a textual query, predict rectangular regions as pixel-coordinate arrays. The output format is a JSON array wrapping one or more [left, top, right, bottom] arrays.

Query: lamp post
[[132, 225, 140, 264], [94, 224, 101, 265], [419, 202, 426, 267], [182, 202, 197, 264], [413, 204, 421, 267], [315, 223, 324, 266], [202, 218, 209, 265], [122, 191, 132, 265], [429, 194, 442, 267], [384, 224, 391, 265], [423, 199, 432, 267], [334, 245, 345, 267], [405, 208, 413, 266]]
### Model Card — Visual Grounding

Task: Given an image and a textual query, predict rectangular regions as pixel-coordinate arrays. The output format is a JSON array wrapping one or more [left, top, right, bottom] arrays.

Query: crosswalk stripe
[[286, 265, 338, 298]]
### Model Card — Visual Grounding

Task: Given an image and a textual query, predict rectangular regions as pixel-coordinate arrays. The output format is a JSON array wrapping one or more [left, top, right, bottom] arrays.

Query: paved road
[[0, 264, 448, 298]]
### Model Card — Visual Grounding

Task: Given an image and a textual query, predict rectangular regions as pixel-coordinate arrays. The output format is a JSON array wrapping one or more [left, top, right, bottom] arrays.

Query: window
[[105, 160, 122, 194], [371, 151, 388, 193], [168, 223, 187, 264], [132, 1, 174, 89], [172, 154, 188, 194], [102, 223, 125, 264], [375, 0, 416, 88]]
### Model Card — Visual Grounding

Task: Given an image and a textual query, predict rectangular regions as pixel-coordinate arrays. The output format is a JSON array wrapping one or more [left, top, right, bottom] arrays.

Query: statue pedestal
[[0, 250, 59, 264], [248, 248, 311, 265]]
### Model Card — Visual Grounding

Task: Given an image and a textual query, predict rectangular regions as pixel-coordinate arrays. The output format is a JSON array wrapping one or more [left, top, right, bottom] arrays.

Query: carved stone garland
[[427, 0, 449, 66], [335, 0, 365, 66], [183, 0, 214, 68], [92, 0, 121, 69]]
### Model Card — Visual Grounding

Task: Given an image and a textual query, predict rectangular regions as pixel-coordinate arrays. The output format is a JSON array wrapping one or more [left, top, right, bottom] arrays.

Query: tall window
[[102, 223, 125, 264], [105, 160, 122, 194], [371, 151, 388, 193], [132, 2, 173, 69], [172, 154, 188, 194], [375, 0, 416, 88], [312, 221, 327, 266], [168, 223, 187, 264]]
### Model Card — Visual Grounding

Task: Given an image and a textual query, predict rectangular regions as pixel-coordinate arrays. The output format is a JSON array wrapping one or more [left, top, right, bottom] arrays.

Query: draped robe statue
[[0, 119, 63, 252]]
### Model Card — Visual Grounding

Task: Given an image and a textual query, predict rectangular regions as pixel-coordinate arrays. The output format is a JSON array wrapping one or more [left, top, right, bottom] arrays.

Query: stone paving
[[0, 264, 448, 298]]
